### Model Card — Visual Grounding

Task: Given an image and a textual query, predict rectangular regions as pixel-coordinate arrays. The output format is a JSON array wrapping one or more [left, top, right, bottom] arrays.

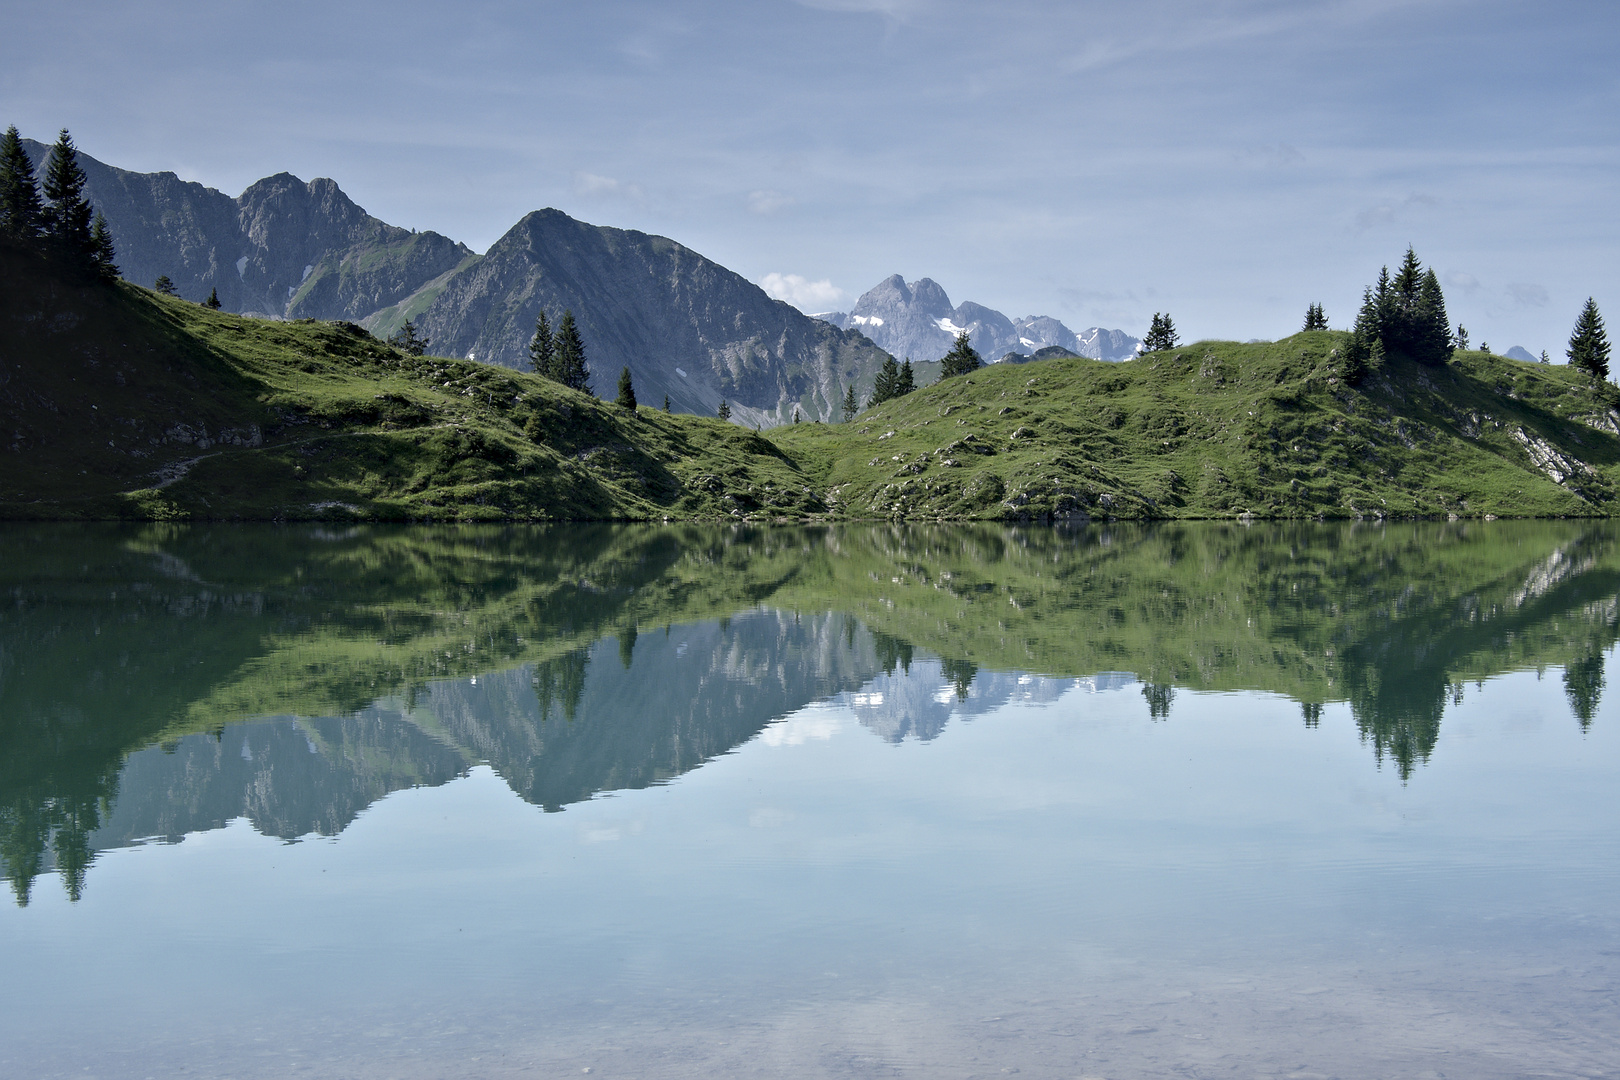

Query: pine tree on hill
[[1567, 298, 1610, 380], [390, 319, 429, 356], [717, 399, 731, 420], [616, 366, 637, 410], [897, 358, 915, 396], [1455, 324, 1469, 350], [1141, 313, 1178, 353], [552, 310, 592, 394], [938, 332, 982, 378], [842, 384, 858, 422], [88, 211, 117, 282], [527, 310, 554, 376], [663, 394, 671, 413], [1302, 303, 1328, 331], [153, 274, 177, 295], [41, 129, 93, 260], [204, 287, 221, 309], [1416, 269, 1452, 364], [868, 356, 900, 407], [0, 125, 43, 243]]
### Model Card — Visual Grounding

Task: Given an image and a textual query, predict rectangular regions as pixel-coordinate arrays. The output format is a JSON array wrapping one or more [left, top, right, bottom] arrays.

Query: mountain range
[[20, 140, 895, 426], [815, 275, 1139, 365]]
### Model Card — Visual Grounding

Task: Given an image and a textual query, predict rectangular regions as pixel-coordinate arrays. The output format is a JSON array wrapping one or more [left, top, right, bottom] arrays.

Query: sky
[[4, 0, 1616, 354]]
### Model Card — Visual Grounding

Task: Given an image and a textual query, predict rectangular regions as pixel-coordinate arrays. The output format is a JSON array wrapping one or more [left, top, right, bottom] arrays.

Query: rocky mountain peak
[[819, 275, 1140, 366]]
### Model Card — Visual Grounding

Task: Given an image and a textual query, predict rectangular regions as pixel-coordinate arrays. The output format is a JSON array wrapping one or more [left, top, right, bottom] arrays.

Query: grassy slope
[[8, 247, 1620, 522], [778, 332, 1620, 520], [0, 247, 815, 522]]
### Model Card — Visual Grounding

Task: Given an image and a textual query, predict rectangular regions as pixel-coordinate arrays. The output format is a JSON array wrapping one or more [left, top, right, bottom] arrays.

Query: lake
[[1, 521, 1616, 1078]]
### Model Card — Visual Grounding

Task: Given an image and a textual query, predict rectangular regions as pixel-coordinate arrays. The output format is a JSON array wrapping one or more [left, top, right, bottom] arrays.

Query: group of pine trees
[[1343, 246, 1453, 379], [527, 309, 593, 393], [527, 306, 640, 410], [0, 126, 117, 281], [867, 355, 917, 408]]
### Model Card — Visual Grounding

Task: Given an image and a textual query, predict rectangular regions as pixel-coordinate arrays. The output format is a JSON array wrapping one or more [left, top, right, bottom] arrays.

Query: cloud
[[1504, 282, 1549, 309], [794, 0, 928, 23], [1353, 193, 1438, 231], [1445, 271, 1481, 294], [760, 272, 850, 312], [572, 172, 643, 201], [1234, 142, 1305, 168], [747, 189, 795, 215]]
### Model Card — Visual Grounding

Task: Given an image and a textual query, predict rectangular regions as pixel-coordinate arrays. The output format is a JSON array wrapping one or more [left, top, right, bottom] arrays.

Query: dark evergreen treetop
[[1567, 298, 1610, 381], [897, 358, 915, 395], [868, 355, 900, 407], [89, 211, 117, 282], [41, 129, 93, 258], [1141, 313, 1178, 353], [527, 309, 554, 376], [717, 399, 731, 420], [0, 125, 43, 243], [390, 319, 429, 356], [1346, 248, 1452, 369], [552, 310, 592, 394], [663, 394, 671, 413], [938, 332, 983, 378], [1302, 303, 1328, 331], [615, 366, 637, 410], [842, 383, 858, 422], [204, 287, 221, 309], [153, 274, 178, 295]]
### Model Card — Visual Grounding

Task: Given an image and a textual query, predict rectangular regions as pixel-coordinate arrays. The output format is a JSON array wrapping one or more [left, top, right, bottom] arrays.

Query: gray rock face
[[818, 275, 1140, 365], [21, 140, 473, 320], [404, 209, 893, 425], [23, 141, 893, 424]]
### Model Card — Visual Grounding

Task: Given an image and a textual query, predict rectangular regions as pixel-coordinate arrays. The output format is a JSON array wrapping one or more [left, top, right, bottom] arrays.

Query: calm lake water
[[2, 521, 1617, 1079]]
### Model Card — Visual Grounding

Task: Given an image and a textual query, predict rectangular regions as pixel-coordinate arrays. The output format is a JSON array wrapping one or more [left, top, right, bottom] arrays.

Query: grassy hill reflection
[[2, 520, 1616, 904]]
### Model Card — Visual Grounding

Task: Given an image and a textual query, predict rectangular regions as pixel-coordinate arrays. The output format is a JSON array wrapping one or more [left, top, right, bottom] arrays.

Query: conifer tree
[[717, 399, 731, 420], [552, 310, 592, 393], [868, 356, 900, 406], [663, 394, 671, 413], [1567, 298, 1610, 380], [793, 407, 801, 423], [153, 274, 177, 295], [939, 331, 982, 378], [1541, 350, 1551, 364], [896, 358, 915, 396], [88, 211, 117, 282], [527, 310, 554, 376], [204, 287, 221, 309], [1455, 324, 1468, 350], [842, 383, 858, 422], [390, 319, 429, 356], [616, 366, 637, 410], [41, 129, 93, 259], [0, 125, 43, 243], [1141, 313, 1178, 353], [1302, 303, 1328, 331], [1416, 269, 1452, 364]]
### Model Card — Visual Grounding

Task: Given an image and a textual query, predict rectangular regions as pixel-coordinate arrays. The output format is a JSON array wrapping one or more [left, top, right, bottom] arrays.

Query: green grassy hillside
[[776, 332, 1620, 520], [7, 245, 1620, 521]]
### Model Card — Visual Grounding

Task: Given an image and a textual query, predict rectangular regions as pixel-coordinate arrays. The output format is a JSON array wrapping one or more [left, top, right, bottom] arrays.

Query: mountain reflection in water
[[2, 519, 1616, 905]]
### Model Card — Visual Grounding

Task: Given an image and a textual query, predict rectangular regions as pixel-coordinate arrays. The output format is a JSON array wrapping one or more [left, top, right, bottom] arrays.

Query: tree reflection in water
[[3, 519, 1617, 903]]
